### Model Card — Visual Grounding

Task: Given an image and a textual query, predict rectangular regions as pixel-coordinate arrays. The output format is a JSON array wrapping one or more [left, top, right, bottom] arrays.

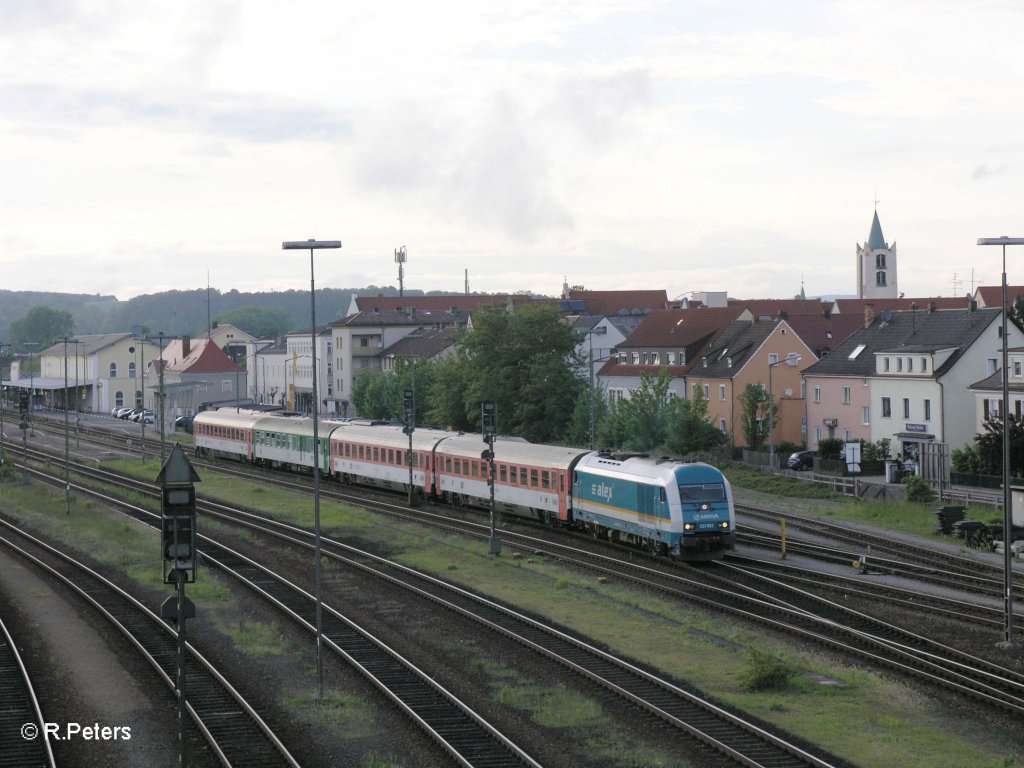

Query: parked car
[[787, 450, 815, 470], [175, 415, 195, 433], [140, 410, 155, 424], [114, 406, 135, 419]]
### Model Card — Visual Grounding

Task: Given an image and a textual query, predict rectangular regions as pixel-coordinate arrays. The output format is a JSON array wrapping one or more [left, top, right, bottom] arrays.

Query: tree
[[1010, 294, 1024, 331], [440, 303, 584, 442], [951, 444, 982, 475], [738, 383, 775, 451], [213, 307, 291, 340], [664, 387, 726, 456], [974, 415, 1024, 477], [9, 306, 74, 347]]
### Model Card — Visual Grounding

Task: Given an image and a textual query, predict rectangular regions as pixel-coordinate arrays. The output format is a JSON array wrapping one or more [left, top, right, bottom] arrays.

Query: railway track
[[722, 552, 1024, 635], [0, 613, 55, 768], [14, 437, 1024, 761], [22, 449, 848, 767], [0, 519, 300, 768], [736, 503, 1023, 600], [14, 459, 544, 768], [22, 443, 1024, 717]]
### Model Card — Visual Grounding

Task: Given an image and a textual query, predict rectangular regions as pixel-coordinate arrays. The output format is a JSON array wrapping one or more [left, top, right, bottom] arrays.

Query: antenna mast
[[394, 246, 407, 297]]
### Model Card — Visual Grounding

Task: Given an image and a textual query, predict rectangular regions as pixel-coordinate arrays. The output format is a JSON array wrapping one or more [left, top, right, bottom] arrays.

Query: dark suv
[[787, 450, 814, 470]]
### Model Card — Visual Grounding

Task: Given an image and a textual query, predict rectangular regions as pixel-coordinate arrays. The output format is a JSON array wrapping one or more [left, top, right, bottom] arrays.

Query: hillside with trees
[[0, 285, 427, 343]]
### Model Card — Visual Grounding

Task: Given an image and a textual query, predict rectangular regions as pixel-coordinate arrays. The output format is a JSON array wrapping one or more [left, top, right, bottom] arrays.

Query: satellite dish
[[784, 388, 793, 397]]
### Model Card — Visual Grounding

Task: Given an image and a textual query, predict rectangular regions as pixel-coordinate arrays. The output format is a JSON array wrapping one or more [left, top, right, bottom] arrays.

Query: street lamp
[[582, 324, 608, 450], [63, 337, 83, 515], [768, 354, 801, 467], [978, 235, 1024, 651], [146, 333, 175, 463], [283, 238, 341, 700], [0, 342, 8, 466]]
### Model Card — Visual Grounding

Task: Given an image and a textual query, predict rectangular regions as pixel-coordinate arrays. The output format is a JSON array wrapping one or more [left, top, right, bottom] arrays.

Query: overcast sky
[[2, 1, 1022, 302]]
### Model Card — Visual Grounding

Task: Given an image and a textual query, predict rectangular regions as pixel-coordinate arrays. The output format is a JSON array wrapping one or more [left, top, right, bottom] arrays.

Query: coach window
[[358, 445, 365, 459], [387, 449, 394, 463], [499, 465, 508, 483], [541, 471, 550, 489], [472, 461, 479, 478], [530, 469, 539, 488], [520, 467, 527, 485]]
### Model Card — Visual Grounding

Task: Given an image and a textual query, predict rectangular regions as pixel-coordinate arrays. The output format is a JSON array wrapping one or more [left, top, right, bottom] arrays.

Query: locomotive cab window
[[678, 483, 725, 502]]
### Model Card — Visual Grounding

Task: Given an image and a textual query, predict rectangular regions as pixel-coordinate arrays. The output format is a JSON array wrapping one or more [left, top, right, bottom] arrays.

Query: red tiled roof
[[833, 297, 970, 315], [158, 338, 240, 374], [783, 313, 865, 355], [622, 307, 750, 348], [353, 294, 526, 313], [728, 298, 828, 317], [974, 286, 1024, 309], [566, 290, 669, 315]]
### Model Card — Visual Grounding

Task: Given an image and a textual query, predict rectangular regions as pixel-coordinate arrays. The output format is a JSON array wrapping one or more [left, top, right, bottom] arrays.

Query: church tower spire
[[857, 206, 898, 299]]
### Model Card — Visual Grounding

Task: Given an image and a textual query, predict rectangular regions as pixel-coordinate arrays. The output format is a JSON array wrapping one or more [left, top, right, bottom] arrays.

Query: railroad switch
[[852, 555, 871, 575]]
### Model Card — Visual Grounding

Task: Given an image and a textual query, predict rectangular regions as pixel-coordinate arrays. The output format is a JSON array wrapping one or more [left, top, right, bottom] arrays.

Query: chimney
[[864, 303, 876, 328], [929, 301, 937, 313], [183, 335, 191, 356]]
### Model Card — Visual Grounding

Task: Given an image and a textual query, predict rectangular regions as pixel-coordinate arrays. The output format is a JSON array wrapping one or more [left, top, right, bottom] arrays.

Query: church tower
[[857, 209, 898, 299]]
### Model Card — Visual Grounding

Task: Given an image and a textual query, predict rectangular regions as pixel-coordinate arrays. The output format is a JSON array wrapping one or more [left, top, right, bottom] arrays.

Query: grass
[[222, 618, 290, 657], [724, 465, 1005, 540]]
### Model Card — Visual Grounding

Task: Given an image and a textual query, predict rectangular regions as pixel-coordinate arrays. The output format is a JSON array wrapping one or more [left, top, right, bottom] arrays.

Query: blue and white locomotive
[[571, 452, 734, 560]]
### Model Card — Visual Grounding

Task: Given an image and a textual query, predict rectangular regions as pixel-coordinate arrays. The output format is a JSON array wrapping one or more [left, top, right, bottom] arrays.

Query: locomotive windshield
[[678, 483, 725, 503]]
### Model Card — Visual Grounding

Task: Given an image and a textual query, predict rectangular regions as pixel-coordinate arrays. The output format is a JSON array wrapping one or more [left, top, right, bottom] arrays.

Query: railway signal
[[481, 402, 501, 555], [155, 443, 201, 768]]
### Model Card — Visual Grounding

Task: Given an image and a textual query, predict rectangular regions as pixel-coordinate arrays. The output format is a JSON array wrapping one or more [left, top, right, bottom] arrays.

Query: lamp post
[[132, 327, 146, 462], [767, 355, 801, 467], [583, 324, 608, 450], [283, 238, 341, 700], [146, 333, 175, 463], [978, 236, 1024, 651], [63, 337, 83, 515], [0, 342, 8, 467]]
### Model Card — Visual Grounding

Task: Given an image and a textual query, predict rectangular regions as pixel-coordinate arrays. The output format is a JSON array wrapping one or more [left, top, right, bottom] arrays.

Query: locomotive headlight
[[684, 523, 695, 531], [720, 521, 730, 529], [700, 503, 710, 511]]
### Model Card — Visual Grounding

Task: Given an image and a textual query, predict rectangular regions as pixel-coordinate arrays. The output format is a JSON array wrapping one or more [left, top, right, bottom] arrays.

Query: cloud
[[0, 84, 350, 143], [972, 163, 1009, 181], [551, 69, 651, 145], [352, 93, 572, 242]]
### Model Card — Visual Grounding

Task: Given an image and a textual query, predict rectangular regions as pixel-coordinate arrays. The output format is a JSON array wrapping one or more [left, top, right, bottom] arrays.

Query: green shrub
[[817, 437, 844, 458], [903, 474, 937, 503], [736, 648, 799, 692]]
